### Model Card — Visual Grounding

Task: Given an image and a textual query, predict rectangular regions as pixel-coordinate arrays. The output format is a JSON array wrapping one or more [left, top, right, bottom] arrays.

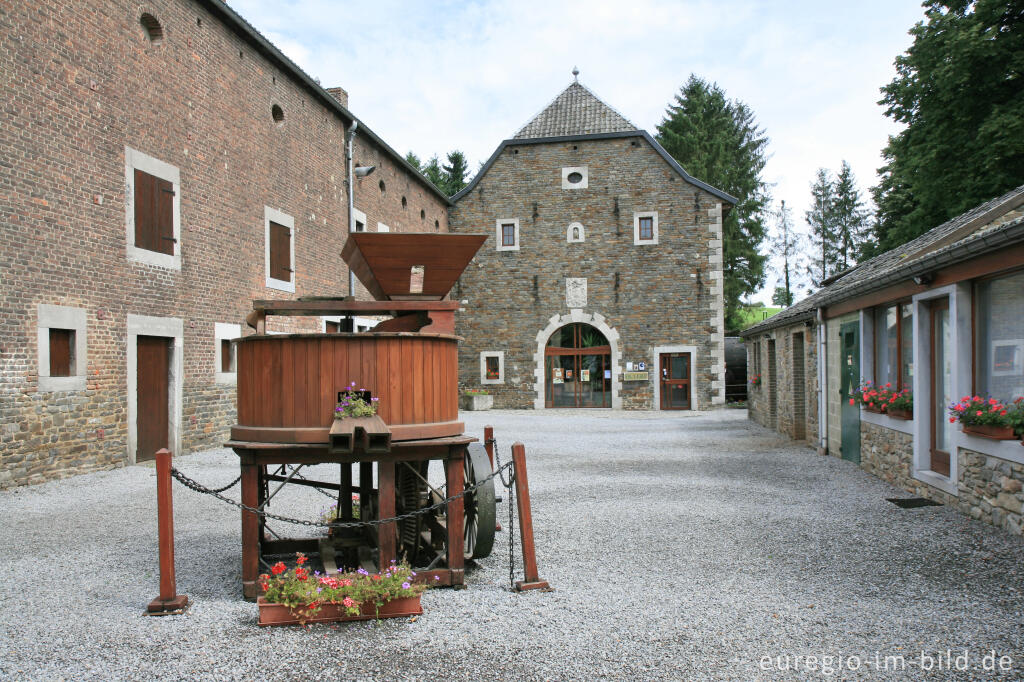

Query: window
[[352, 207, 366, 232], [215, 323, 240, 385], [264, 206, 295, 292], [125, 147, 180, 269], [633, 211, 658, 245], [562, 166, 588, 189], [975, 269, 1024, 403], [495, 218, 519, 251], [567, 222, 585, 243], [873, 302, 913, 389], [377, 222, 390, 233], [480, 351, 504, 384], [37, 304, 87, 392]]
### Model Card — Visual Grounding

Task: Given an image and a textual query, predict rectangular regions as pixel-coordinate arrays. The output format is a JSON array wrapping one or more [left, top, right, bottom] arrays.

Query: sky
[[231, 0, 928, 303]]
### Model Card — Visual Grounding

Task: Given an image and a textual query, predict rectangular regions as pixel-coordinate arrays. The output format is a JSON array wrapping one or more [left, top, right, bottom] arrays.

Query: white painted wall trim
[[651, 344, 698, 410], [264, 206, 295, 293], [376, 222, 390, 233], [533, 310, 621, 409], [566, 222, 585, 243], [352, 207, 367, 231], [480, 350, 505, 385], [37, 304, 88, 392], [125, 146, 181, 270], [633, 211, 659, 245], [126, 314, 184, 465], [561, 166, 588, 189], [214, 322, 241, 385], [860, 408, 914, 436]]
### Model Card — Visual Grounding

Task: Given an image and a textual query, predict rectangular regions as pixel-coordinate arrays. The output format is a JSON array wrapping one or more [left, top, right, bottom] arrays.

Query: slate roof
[[741, 184, 1024, 336], [513, 82, 638, 139]]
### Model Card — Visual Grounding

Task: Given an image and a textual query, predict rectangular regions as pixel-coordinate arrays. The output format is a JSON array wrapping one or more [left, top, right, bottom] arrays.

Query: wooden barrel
[[231, 333, 462, 443]]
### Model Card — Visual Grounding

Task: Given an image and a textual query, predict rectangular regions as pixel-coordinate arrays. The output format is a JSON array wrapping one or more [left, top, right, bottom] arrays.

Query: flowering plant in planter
[[463, 388, 490, 395], [335, 382, 379, 419], [748, 374, 762, 388], [259, 554, 428, 624], [948, 396, 1012, 427], [851, 381, 910, 413]]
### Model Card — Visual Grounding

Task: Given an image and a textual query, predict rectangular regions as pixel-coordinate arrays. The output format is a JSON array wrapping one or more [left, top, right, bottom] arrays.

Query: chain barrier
[[490, 436, 517, 591], [170, 461, 512, 531]]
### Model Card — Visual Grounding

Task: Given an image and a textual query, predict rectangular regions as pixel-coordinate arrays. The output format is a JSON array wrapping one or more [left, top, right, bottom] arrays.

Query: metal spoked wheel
[[463, 443, 496, 560]]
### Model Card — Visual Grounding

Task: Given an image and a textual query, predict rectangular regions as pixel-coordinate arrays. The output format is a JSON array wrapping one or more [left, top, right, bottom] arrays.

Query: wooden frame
[[971, 264, 1024, 396], [872, 300, 913, 390], [543, 323, 611, 408], [929, 298, 951, 477], [658, 352, 691, 410]]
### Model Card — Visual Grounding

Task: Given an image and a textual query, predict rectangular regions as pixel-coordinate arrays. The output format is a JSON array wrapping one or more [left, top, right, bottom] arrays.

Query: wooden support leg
[[511, 442, 550, 591], [377, 460, 396, 571], [446, 446, 466, 588], [240, 456, 261, 600], [359, 462, 372, 512], [147, 448, 189, 614], [340, 463, 353, 521]]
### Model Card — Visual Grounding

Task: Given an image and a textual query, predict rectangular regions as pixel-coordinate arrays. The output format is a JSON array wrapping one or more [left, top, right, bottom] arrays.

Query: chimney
[[326, 86, 348, 109]]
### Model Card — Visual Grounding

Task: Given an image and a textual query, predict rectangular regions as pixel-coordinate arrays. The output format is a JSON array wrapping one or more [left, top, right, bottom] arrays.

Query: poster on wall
[[553, 367, 564, 384], [604, 369, 611, 379], [580, 369, 590, 382], [565, 369, 573, 379]]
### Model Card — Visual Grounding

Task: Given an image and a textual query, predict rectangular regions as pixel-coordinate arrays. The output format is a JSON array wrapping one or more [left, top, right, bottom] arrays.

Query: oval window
[[567, 172, 583, 184]]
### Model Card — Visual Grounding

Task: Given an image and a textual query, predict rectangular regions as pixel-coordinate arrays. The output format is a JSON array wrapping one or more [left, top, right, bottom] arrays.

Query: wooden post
[[445, 446, 466, 587], [147, 448, 189, 614], [377, 461, 397, 570], [240, 456, 260, 600], [511, 442, 549, 591], [340, 463, 353, 521]]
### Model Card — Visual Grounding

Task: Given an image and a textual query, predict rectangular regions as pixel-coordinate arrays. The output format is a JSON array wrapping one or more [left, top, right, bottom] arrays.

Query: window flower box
[[257, 594, 422, 627], [888, 407, 913, 420], [962, 424, 1017, 440]]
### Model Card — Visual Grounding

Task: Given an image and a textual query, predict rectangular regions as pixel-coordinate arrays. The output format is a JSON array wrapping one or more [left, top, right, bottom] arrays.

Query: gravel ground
[[2, 409, 1023, 681]]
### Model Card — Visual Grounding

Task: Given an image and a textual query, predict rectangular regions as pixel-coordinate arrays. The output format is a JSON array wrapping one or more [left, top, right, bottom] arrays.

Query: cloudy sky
[[231, 0, 927, 302]]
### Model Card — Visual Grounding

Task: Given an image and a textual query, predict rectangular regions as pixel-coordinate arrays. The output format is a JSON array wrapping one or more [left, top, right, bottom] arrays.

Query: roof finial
[[572, 66, 579, 82]]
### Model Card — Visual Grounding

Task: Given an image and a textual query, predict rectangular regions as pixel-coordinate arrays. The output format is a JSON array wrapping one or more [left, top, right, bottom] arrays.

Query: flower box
[[460, 393, 493, 411], [257, 595, 422, 627], [888, 408, 913, 420], [962, 424, 1017, 440], [863, 404, 883, 414]]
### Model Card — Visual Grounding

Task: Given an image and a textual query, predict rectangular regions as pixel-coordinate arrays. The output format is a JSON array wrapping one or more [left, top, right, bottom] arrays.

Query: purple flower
[[433, 576, 440, 581], [402, 582, 410, 589], [357, 568, 368, 575], [410, 571, 416, 577]]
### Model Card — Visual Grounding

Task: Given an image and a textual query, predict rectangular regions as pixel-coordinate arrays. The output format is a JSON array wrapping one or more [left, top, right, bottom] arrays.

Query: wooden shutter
[[49, 329, 73, 377], [221, 339, 233, 372], [134, 169, 175, 255], [269, 221, 292, 281]]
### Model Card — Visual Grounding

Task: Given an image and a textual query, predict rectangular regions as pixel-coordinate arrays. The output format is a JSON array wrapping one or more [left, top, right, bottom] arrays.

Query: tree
[[441, 150, 469, 196], [656, 75, 770, 331], [869, 0, 1024, 255], [405, 151, 448, 194], [806, 168, 837, 287], [768, 199, 805, 306], [831, 161, 870, 268]]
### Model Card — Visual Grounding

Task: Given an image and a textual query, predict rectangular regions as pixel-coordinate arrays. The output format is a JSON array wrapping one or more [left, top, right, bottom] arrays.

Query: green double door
[[839, 321, 860, 464]]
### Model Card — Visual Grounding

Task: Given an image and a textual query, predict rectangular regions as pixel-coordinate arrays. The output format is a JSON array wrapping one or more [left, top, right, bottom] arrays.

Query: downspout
[[817, 307, 828, 455], [345, 121, 358, 298]]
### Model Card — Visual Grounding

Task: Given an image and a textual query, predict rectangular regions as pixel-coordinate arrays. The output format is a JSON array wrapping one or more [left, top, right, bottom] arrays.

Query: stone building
[[743, 186, 1024, 536], [449, 79, 735, 410], [0, 0, 448, 487]]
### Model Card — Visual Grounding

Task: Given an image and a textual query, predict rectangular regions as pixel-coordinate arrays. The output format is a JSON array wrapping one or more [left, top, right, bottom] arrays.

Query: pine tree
[[769, 199, 804, 306], [656, 75, 770, 332], [442, 150, 469, 196], [831, 161, 870, 269], [806, 168, 837, 287], [404, 151, 421, 170]]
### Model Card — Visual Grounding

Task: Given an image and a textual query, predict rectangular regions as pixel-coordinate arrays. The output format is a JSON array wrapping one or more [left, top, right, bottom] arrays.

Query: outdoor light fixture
[[913, 272, 934, 286], [354, 165, 376, 177]]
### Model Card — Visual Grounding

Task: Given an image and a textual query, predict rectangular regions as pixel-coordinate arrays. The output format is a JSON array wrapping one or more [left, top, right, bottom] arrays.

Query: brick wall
[[449, 135, 725, 409], [1, 0, 362, 487]]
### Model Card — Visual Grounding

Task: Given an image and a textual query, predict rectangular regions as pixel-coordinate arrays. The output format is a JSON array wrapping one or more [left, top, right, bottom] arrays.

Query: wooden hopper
[[342, 233, 488, 301]]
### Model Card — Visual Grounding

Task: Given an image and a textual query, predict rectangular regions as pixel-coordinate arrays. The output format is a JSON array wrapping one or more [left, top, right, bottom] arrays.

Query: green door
[[839, 321, 860, 464]]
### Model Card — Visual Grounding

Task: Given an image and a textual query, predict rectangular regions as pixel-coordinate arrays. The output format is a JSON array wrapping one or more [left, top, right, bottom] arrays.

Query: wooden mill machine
[[227, 233, 494, 599]]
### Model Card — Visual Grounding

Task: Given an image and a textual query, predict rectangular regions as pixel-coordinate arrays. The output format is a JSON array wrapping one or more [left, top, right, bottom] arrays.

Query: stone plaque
[[566, 278, 587, 308], [623, 371, 649, 382]]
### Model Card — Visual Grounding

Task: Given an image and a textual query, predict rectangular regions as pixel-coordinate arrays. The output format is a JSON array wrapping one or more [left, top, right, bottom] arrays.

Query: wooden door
[[137, 335, 170, 462], [929, 299, 951, 476], [659, 353, 691, 409], [839, 321, 860, 463]]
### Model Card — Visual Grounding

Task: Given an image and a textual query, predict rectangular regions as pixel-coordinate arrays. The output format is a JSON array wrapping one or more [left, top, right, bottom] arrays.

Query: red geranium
[[271, 561, 286, 576]]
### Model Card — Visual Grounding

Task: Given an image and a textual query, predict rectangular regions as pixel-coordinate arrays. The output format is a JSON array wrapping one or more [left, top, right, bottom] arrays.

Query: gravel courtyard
[[2, 409, 1023, 680]]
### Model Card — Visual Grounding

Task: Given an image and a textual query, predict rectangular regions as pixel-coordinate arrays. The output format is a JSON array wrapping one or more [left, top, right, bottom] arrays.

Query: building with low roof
[[743, 185, 1024, 535]]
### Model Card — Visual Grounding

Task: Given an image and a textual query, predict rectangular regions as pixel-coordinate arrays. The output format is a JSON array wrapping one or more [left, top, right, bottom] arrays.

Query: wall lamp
[[913, 272, 934, 286], [354, 166, 376, 177]]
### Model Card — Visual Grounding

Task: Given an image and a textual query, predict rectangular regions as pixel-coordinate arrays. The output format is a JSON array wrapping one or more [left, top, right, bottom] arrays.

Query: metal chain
[[170, 461, 511, 530], [287, 465, 338, 500], [491, 436, 517, 591], [190, 473, 241, 494]]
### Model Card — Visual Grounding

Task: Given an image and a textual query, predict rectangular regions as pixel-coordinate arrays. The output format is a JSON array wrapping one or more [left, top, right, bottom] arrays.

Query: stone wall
[[744, 322, 818, 447], [449, 135, 725, 410]]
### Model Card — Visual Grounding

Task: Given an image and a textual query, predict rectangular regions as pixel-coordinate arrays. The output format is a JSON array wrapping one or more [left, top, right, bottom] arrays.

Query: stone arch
[[533, 310, 622, 409], [566, 221, 585, 243]]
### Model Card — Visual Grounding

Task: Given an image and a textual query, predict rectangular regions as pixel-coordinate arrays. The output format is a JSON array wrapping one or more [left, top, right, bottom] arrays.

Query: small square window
[[215, 323, 241, 385], [633, 211, 659, 245], [37, 304, 87, 392], [496, 219, 519, 252], [480, 351, 505, 384], [377, 222, 390, 233], [639, 217, 653, 240], [265, 207, 295, 292], [486, 356, 500, 380]]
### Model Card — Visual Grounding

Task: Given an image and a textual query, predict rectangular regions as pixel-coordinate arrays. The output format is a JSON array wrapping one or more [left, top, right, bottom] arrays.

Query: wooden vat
[[231, 332, 461, 443]]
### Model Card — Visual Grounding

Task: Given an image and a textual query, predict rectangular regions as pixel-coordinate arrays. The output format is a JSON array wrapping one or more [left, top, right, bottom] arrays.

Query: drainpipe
[[817, 307, 827, 454], [345, 121, 358, 299]]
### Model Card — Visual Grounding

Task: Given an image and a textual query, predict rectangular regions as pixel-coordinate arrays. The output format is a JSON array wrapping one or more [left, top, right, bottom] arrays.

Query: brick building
[[0, 0, 448, 488], [743, 187, 1024, 536], [449, 79, 735, 409]]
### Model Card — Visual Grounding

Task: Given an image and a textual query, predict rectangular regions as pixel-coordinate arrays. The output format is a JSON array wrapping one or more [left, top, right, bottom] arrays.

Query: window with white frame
[[214, 323, 241, 385], [37, 304, 87, 392], [377, 222, 390, 233], [562, 166, 588, 189], [567, 222, 585, 243], [265, 206, 295, 292], [352, 207, 366, 232], [496, 219, 519, 251], [125, 146, 181, 269], [873, 302, 913, 390], [633, 211, 658, 245], [975, 269, 1024, 403], [480, 351, 504, 384]]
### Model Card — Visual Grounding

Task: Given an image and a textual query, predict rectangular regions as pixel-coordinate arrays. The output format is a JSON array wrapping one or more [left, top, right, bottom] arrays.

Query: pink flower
[[976, 410, 983, 416], [849, 398, 855, 406], [343, 597, 356, 608], [949, 417, 956, 423]]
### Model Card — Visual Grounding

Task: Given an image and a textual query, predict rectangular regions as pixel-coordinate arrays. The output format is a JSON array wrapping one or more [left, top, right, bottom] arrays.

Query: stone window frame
[[562, 166, 588, 190], [566, 222, 585, 243], [264, 206, 295, 293], [496, 218, 520, 252], [126, 313, 183, 465], [214, 322, 241, 385], [125, 146, 181, 270], [377, 222, 390, 233], [480, 351, 504, 385], [633, 211, 659, 245], [37, 304, 88, 392], [352, 207, 367, 232], [652, 345, 698, 411]]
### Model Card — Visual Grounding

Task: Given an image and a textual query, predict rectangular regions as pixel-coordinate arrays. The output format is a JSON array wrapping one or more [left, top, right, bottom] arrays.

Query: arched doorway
[[544, 323, 612, 407]]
